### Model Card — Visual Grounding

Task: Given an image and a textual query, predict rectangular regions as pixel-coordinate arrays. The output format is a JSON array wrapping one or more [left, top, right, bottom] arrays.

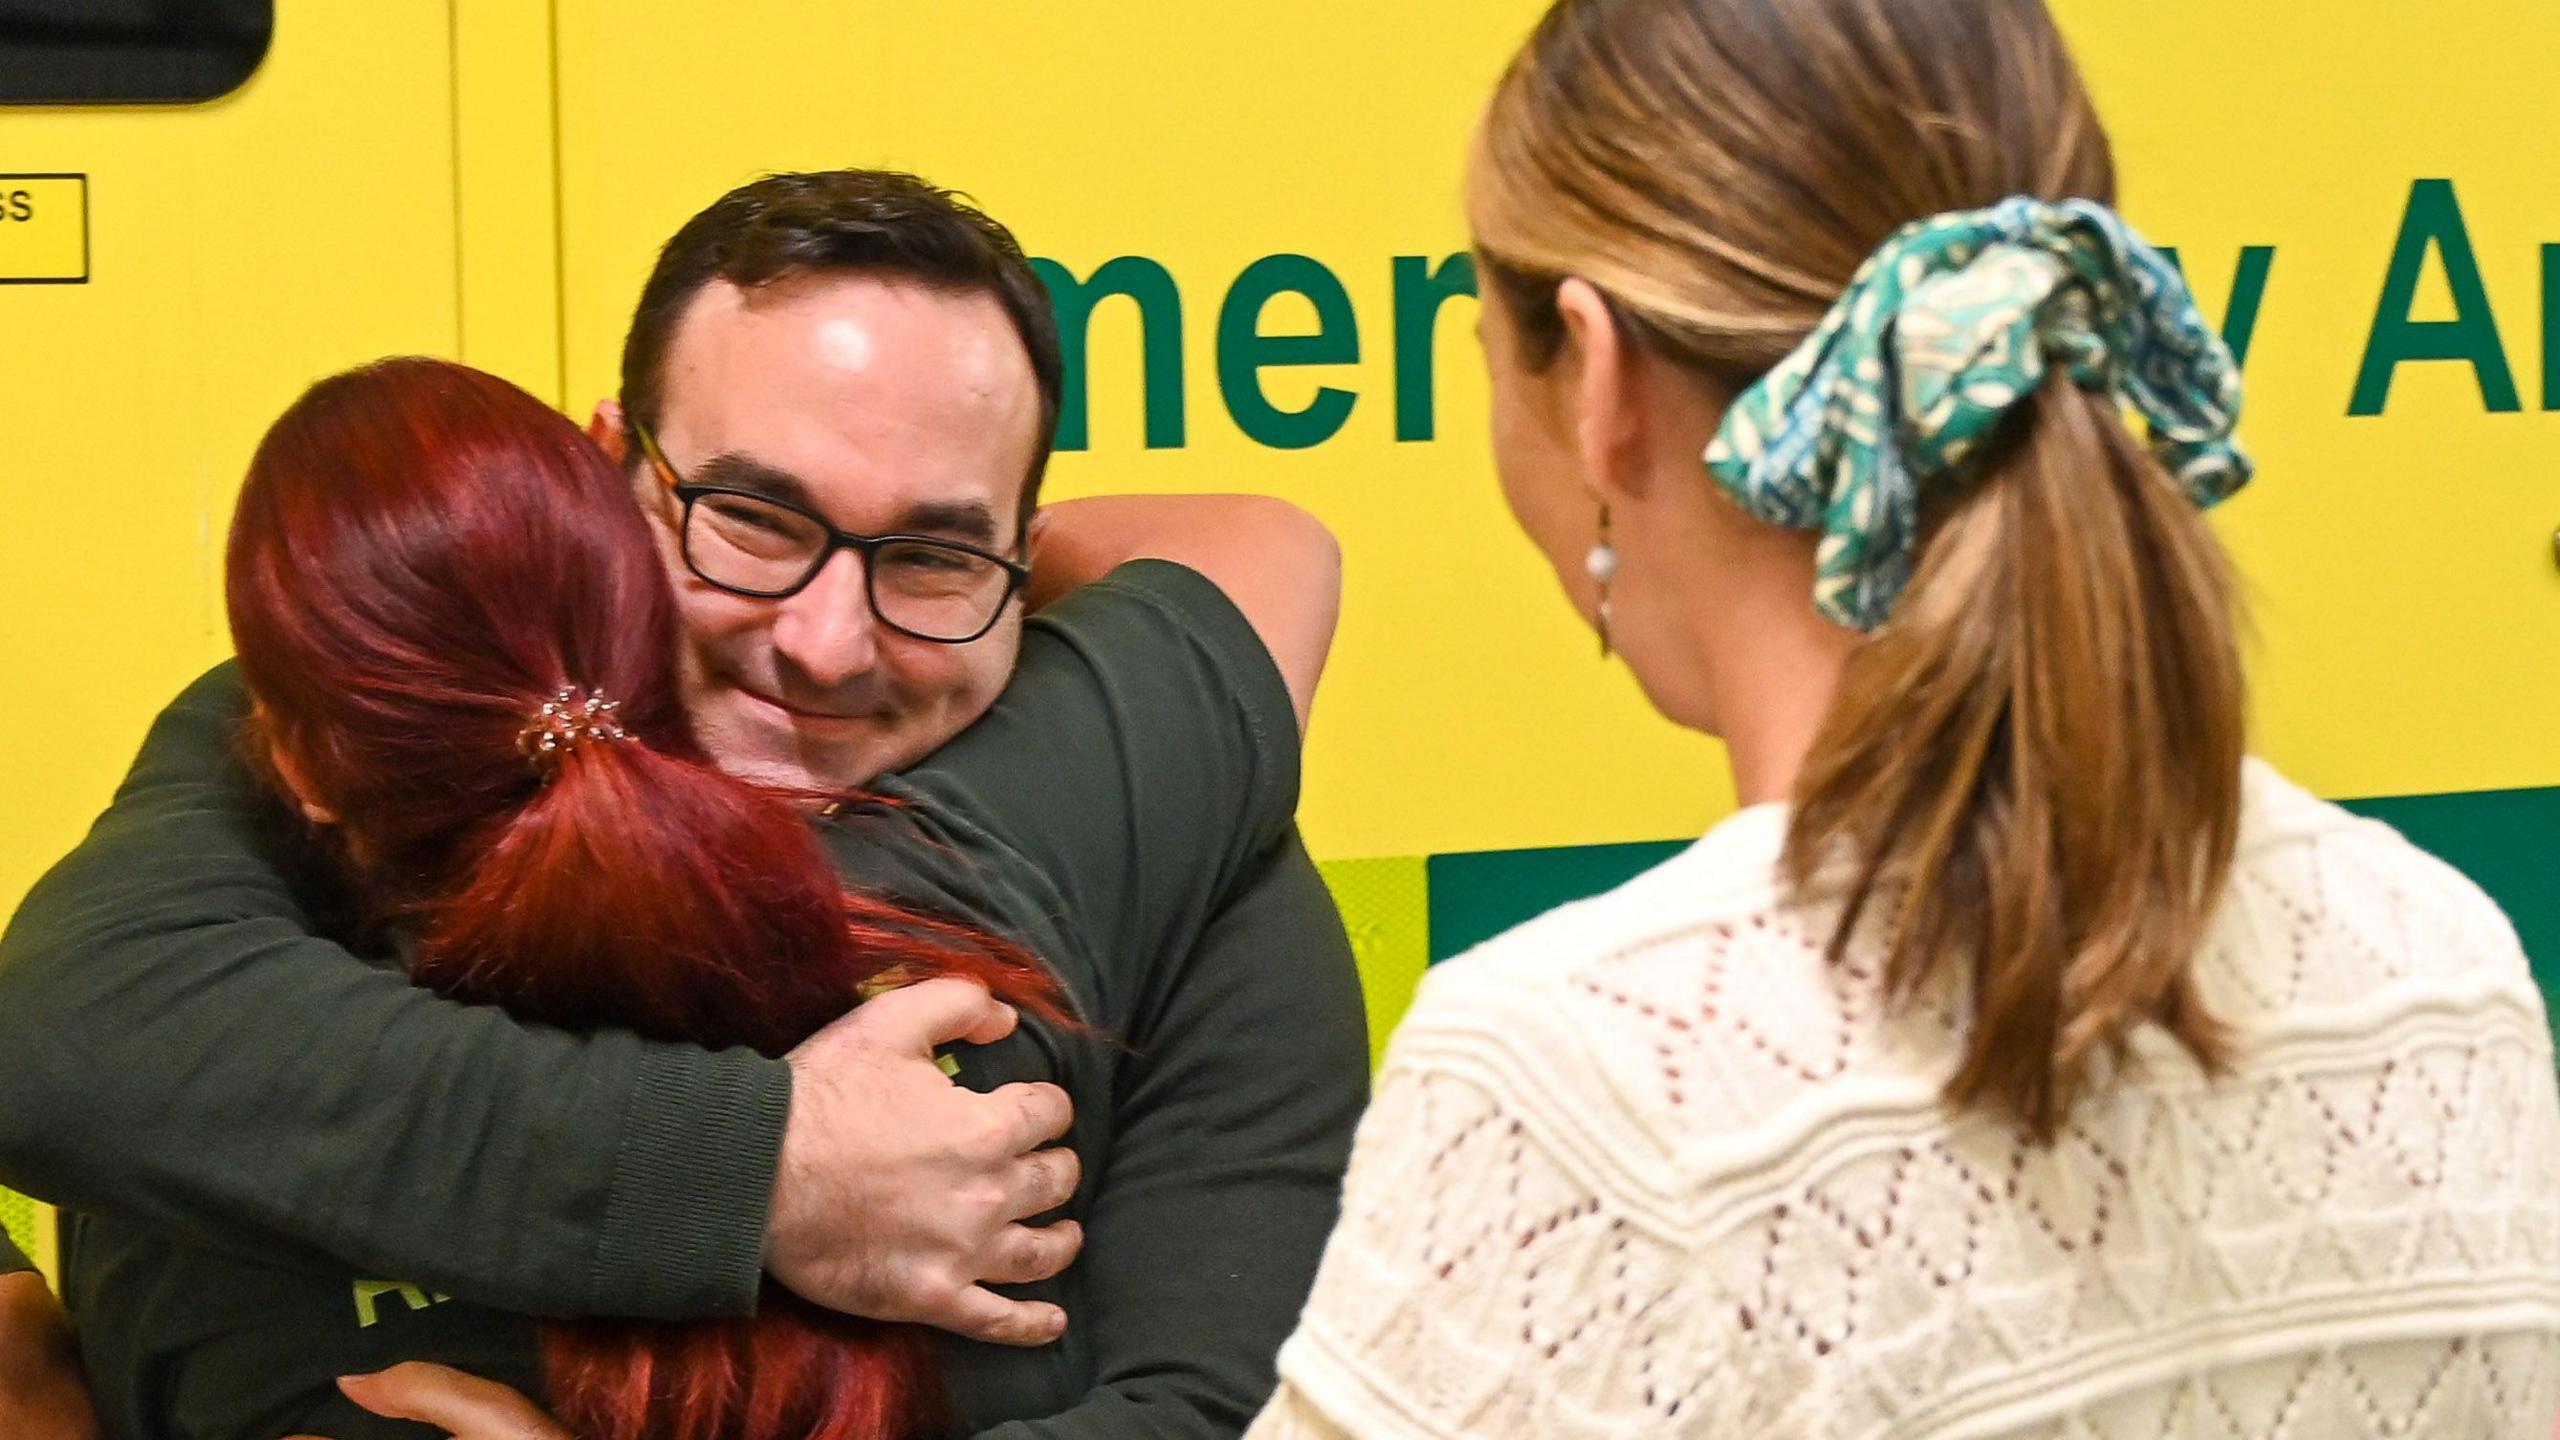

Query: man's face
[[632, 272, 1041, 790]]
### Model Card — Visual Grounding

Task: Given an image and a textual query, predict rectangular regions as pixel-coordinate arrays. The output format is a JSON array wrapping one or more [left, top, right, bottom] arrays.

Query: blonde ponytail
[[1784, 379, 2243, 1137]]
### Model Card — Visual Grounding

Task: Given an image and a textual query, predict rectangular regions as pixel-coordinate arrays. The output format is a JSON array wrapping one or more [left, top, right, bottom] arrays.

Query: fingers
[[1008, 1145, 1081, 1219], [933, 1286, 1070, 1348], [336, 1363, 572, 1440], [978, 1218, 1083, 1286], [835, 977, 1016, 1057], [955, 997, 1023, 1048], [994, 1081, 1074, 1152]]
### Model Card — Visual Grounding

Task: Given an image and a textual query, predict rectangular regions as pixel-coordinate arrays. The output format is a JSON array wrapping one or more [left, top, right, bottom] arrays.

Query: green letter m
[[1034, 256, 1187, 451]]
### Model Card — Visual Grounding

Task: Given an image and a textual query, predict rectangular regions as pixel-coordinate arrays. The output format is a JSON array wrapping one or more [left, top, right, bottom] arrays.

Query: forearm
[[0, 665, 784, 1319], [0, 897, 786, 1318], [1026, 495, 1341, 731]]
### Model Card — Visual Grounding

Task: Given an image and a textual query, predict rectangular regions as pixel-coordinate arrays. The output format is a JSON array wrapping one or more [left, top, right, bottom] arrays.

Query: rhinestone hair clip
[[516, 686, 633, 780]]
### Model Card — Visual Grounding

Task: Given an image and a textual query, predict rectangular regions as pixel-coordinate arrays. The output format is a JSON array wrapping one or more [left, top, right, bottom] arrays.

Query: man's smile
[[732, 682, 882, 730]]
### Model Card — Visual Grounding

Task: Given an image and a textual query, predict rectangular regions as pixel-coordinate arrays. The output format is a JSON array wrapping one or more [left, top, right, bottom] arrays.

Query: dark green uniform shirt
[[0, 1227, 30, 1278], [2, 562, 1369, 1440]]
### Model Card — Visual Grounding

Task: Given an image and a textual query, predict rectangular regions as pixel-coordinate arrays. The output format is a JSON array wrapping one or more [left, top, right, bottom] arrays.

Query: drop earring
[[1585, 504, 1617, 659]]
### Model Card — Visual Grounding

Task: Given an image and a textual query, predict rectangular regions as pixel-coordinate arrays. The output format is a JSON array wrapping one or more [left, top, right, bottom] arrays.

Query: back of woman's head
[[1474, 0, 2113, 379], [228, 357, 840, 1047], [226, 357, 1056, 1440], [227, 357, 679, 906], [1472, 0, 2247, 1139]]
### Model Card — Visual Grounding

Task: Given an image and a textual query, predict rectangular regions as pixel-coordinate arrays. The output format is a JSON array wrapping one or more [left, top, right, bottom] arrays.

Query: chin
[[772, 733, 907, 793], [684, 706, 859, 792], [700, 743, 824, 793], [795, 746, 900, 793]]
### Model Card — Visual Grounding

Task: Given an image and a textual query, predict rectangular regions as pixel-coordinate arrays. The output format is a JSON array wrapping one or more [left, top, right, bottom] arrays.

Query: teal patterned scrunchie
[[1701, 195, 2252, 631]]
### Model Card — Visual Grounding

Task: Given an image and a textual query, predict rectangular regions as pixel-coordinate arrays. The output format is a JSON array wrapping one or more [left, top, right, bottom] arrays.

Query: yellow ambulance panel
[[4, 0, 2556, 1262]]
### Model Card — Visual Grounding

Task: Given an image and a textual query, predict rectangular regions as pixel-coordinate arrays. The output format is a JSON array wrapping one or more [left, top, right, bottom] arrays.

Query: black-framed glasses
[[628, 416, 1030, 646]]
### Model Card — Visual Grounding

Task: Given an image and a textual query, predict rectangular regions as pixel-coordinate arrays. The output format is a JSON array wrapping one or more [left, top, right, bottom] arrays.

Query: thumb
[[835, 975, 1018, 1054], [337, 1363, 569, 1439]]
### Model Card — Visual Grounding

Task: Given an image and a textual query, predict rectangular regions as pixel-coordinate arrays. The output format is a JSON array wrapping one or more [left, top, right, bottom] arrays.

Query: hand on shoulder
[[765, 978, 1084, 1347]]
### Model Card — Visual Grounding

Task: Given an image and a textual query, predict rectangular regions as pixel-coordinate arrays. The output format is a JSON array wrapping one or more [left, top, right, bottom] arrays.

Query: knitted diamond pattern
[[1254, 763, 2560, 1439]]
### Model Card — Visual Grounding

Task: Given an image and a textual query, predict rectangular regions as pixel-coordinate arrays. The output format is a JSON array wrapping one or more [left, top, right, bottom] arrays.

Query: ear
[[1554, 278, 1648, 507], [586, 399, 627, 466], [264, 737, 340, 827]]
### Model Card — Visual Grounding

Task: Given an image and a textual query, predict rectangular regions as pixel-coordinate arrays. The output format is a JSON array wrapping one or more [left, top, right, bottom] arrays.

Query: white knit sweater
[[1250, 761, 2560, 1438]]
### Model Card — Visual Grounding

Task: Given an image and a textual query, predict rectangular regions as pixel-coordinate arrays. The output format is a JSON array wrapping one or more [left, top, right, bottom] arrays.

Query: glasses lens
[[871, 540, 1013, 641], [683, 492, 829, 595]]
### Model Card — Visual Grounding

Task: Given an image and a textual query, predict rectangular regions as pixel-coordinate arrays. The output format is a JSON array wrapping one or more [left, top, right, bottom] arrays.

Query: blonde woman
[[1251, 0, 2560, 1434]]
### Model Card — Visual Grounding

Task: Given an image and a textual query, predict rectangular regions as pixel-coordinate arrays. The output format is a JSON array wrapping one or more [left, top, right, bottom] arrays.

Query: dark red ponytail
[[227, 356, 1061, 1440]]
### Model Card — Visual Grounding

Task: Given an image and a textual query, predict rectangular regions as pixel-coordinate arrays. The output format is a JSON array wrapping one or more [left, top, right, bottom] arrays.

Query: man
[[0, 171, 1369, 1436]]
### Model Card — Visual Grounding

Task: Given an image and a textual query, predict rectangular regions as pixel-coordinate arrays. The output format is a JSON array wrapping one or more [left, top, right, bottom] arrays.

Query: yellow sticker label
[[0, 175, 87, 283]]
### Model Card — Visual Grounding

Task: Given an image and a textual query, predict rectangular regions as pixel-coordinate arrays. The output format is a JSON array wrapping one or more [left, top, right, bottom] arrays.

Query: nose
[[769, 549, 881, 690]]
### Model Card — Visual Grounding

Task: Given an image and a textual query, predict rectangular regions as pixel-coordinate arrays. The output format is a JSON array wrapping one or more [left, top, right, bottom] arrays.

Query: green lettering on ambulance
[[2158, 244, 2274, 369], [2541, 245, 2560, 411], [1035, 256, 1188, 451], [1392, 254, 1478, 442], [2350, 179, 2520, 416], [1219, 254, 1361, 450]]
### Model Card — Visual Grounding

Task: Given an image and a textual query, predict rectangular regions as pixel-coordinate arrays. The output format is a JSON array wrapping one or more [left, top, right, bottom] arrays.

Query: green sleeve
[[885, 558, 1303, 977], [0, 1227, 29, 1278], [975, 834, 1369, 1440], [0, 663, 787, 1320], [881, 560, 1367, 1439]]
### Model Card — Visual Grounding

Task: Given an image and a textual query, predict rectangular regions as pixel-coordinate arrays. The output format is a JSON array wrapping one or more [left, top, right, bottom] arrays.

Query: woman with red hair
[[65, 353, 1335, 1440]]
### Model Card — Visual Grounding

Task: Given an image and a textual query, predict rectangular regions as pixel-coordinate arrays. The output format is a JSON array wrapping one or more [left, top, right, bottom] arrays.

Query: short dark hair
[[619, 170, 1064, 533]]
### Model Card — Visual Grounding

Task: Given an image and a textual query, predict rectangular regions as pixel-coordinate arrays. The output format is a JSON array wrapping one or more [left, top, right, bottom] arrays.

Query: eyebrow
[[690, 453, 819, 510], [688, 452, 1006, 547], [896, 501, 1004, 548]]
